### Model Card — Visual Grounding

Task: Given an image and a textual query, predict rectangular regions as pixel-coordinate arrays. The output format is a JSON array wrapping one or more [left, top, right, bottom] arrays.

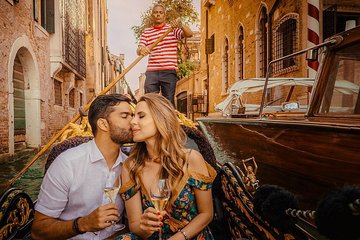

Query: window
[[222, 38, 229, 94], [258, 7, 268, 78], [236, 26, 244, 81], [69, 89, 75, 108], [273, 14, 299, 75], [33, 0, 55, 33], [54, 80, 62, 106], [323, 6, 360, 40], [320, 43, 360, 115], [176, 91, 188, 115]]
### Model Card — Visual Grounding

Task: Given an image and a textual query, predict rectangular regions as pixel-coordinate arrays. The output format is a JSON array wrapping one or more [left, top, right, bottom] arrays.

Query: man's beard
[[109, 124, 133, 144]]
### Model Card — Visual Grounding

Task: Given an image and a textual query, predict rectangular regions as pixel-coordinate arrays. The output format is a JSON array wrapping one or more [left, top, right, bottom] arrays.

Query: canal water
[[0, 152, 48, 201]]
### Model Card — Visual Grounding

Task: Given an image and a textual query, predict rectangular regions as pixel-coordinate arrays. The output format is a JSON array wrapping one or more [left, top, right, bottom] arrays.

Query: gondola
[[1, 25, 359, 240]]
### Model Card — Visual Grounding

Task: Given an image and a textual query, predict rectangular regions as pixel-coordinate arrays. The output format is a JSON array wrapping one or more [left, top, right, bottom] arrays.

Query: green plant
[[177, 60, 194, 80]]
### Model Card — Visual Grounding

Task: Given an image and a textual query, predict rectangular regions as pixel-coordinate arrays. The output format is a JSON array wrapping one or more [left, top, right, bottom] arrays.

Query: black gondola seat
[[45, 136, 94, 173]]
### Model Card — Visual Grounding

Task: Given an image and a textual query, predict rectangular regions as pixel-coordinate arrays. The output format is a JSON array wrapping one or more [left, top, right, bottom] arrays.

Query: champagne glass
[[150, 179, 171, 240], [103, 173, 125, 232]]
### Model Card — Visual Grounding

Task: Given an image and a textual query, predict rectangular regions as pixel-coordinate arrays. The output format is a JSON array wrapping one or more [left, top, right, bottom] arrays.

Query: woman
[[117, 93, 216, 240]]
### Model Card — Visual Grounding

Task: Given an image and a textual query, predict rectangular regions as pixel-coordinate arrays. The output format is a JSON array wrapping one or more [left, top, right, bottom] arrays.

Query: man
[[31, 94, 133, 239], [137, 4, 193, 105]]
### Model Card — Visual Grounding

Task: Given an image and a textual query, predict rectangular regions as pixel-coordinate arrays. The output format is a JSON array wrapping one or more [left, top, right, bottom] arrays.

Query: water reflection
[[198, 122, 235, 164], [0, 153, 47, 201]]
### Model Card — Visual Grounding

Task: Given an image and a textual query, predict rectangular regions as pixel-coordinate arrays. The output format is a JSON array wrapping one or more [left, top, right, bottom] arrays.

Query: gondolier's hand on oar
[[170, 19, 193, 37], [137, 45, 151, 56], [170, 19, 183, 29]]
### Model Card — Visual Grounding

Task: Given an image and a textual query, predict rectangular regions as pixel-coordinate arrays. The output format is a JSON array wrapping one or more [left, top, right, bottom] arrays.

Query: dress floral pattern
[[116, 161, 217, 240]]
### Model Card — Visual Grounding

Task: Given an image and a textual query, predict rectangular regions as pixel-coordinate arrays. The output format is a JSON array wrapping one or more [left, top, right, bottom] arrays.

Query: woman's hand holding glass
[[150, 179, 171, 240], [139, 207, 165, 236]]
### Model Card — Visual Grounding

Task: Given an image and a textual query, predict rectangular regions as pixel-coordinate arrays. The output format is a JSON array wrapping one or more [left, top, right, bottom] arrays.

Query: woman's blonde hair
[[127, 93, 187, 188]]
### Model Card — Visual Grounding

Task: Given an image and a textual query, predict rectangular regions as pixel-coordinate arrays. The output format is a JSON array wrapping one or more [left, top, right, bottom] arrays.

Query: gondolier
[[137, 4, 193, 105]]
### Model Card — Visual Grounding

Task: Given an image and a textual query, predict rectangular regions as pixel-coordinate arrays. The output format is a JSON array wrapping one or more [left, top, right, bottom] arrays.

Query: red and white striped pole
[[307, 0, 320, 78]]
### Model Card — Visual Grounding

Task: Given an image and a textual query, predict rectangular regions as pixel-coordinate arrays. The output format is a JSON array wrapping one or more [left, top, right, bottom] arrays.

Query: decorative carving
[[0, 188, 34, 240], [239, 157, 259, 193]]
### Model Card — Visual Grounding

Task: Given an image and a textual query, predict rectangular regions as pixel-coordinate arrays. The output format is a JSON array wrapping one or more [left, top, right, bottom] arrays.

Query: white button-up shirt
[[35, 140, 126, 240]]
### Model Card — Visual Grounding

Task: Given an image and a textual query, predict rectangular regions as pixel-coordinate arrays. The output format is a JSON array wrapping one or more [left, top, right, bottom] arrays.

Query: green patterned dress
[[116, 161, 217, 240]]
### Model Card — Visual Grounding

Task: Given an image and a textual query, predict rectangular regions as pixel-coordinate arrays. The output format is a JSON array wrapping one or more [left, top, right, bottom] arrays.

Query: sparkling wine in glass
[[103, 173, 125, 232], [150, 179, 171, 240], [103, 186, 120, 203]]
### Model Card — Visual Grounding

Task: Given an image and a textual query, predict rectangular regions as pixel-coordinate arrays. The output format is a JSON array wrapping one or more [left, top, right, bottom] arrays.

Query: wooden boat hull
[[198, 117, 360, 209]]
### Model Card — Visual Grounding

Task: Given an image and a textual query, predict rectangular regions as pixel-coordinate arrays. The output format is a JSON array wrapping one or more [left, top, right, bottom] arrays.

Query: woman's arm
[[169, 151, 214, 240], [122, 163, 163, 239]]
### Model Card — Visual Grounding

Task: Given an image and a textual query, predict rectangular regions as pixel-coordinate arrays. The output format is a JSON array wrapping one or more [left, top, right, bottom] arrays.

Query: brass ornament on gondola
[[0, 189, 34, 240]]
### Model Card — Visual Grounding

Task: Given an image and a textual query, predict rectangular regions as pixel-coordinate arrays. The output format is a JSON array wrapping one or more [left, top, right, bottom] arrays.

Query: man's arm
[[137, 31, 150, 56], [171, 19, 193, 38], [31, 204, 120, 240], [31, 211, 76, 240], [31, 154, 120, 239], [181, 23, 193, 38]]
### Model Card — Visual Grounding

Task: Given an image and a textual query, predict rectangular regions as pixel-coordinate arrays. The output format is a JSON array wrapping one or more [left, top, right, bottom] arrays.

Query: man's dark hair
[[88, 94, 130, 136]]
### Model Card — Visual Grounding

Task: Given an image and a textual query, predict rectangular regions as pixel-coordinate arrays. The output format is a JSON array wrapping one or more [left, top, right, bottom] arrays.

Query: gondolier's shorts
[[144, 69, 177, 105]]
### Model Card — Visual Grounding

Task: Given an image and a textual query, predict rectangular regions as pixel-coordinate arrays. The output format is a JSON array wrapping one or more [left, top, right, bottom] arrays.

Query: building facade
[[0, 0, 124, 157], [194, 0, 360, 115], [134, 73, 146, 100], [175, 31, 205, 119]]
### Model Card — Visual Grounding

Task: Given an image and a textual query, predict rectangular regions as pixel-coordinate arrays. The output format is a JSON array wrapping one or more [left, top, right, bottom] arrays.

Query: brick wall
[[0, 1, 50, 154]]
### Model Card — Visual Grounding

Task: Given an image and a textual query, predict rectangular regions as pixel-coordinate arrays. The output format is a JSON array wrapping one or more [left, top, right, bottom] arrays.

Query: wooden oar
[[1, 27, 173, 188]]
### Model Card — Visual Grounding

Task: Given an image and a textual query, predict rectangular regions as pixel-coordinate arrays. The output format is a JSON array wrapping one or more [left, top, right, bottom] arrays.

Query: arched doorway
[[8, 36, 41, 154], [12, 56, 26, 150]]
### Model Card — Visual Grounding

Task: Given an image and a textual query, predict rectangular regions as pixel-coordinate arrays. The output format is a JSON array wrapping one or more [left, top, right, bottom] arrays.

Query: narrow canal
[[0, 152, 48, 201]]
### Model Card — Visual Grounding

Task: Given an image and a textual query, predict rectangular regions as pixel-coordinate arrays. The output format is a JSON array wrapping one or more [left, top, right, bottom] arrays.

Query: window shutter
[[205, 34, 215, 54]]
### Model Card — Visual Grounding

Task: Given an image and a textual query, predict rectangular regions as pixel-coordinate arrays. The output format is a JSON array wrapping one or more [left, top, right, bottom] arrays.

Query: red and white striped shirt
[[139, 23, 183, 71]]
